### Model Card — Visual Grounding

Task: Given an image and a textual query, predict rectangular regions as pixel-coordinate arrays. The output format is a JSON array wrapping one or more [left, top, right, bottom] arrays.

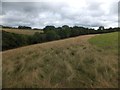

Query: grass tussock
[[2, 33, 118, 88]]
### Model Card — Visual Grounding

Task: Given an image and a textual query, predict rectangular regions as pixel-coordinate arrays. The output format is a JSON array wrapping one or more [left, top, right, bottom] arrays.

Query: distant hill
[[2, 28, 43, 35]]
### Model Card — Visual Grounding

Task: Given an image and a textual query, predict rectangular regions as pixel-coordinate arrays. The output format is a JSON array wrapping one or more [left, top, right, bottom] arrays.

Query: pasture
[[2, 28, 43, 35], [2, 32, 118, 88]]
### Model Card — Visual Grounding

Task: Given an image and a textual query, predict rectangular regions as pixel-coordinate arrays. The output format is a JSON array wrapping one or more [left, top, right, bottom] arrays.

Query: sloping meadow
[[2, 32, 118, 88]]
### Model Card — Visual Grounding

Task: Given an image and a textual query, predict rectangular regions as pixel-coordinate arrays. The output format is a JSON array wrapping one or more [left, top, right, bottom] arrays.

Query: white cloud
[[1, 0, 119, 28]]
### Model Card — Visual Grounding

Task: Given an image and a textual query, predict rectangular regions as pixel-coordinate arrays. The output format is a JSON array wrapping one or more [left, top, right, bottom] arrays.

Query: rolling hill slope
[[2, 28, 43, 35], [2, 32, 118, 88]]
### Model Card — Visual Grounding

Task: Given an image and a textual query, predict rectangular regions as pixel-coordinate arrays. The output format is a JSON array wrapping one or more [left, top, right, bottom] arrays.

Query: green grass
[[89, 32, 118, 50]]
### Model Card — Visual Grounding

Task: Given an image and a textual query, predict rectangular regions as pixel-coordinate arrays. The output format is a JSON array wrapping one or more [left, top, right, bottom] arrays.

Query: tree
[[62, 25, 69, 30], [71, 26, 81, 36], [2, 31, 30, 51], [31, 32, 46, 44], [43, 26, 56, 33], [18, 26, 31, 29], [61, 25, 71, 38], [98, 26, 104, 30], [46, 30, 60, 41]]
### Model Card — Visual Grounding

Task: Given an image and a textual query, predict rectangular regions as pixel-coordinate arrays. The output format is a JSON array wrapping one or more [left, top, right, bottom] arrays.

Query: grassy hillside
[[2, 32, 118, 88], [2, 28, 43, 35], [89, 32, 118, 50]]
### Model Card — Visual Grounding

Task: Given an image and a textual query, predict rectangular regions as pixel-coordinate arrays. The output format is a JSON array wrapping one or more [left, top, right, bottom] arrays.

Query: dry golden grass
[[2, 28, 43, 35], [2, 34, 118, 88]]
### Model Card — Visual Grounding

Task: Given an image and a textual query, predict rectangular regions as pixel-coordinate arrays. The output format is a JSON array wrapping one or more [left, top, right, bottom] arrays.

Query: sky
[[0, 0, 119, 29]]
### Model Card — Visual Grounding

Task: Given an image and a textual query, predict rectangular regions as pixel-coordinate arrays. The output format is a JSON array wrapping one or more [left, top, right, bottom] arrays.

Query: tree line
[[2, 25, 120, 51], [1, 25, 40, 30]]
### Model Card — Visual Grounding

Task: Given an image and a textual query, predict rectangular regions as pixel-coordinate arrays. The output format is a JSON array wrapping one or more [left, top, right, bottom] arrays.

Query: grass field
[[2, 28, 43, 35], [2, 32, 118, 88], [89, 32, 118, 50]]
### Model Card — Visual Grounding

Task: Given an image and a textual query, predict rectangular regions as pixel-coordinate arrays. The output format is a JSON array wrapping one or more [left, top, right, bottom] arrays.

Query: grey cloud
[[1, 1, 118, 28], [109, 2, 118, 16]]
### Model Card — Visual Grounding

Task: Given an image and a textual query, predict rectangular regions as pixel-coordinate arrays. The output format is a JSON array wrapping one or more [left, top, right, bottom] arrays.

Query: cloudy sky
[[0, 0, 119, 29]]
